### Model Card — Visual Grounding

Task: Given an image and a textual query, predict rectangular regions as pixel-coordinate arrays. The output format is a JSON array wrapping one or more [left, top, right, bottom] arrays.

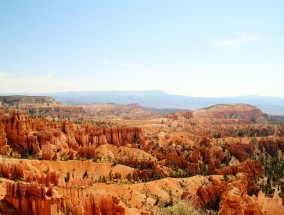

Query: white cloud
[[212, 33, 261, 48]]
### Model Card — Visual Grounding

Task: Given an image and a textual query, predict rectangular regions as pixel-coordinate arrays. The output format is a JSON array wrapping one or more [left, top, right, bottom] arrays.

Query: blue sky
[[0, 0, 284, 97]]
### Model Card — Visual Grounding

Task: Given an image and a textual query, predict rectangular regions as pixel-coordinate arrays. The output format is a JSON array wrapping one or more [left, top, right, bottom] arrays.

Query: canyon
[[0, 96, 283, 214]]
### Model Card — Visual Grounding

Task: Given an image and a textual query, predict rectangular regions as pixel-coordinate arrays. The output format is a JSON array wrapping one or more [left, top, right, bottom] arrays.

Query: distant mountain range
[[2, 90, 284, 115], [46, 91, 284, 116]]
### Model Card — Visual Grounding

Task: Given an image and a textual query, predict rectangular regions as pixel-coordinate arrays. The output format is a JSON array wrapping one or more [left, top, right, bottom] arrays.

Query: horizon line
[[1, 90, 284, 99]]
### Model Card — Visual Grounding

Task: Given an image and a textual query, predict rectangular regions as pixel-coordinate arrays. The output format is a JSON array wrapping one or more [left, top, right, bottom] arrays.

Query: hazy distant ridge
[[39, 91, 284, 116], [1, 91, 284, 115]]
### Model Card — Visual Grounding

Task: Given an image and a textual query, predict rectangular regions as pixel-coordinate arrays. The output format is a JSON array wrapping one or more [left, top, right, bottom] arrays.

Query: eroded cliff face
[[0, 110, 144, 161], [191, 174, 263, 214], [4, 181, 125, 215], [0, 160, 24, 180], [5, 182, 66, 215], [0, 121, 10, 155], [218, 173, 263, 215], [216, 160, 264, 180], [57, 186, 125, 215]]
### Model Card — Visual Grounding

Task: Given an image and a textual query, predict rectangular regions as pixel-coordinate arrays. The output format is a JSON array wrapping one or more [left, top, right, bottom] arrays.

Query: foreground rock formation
[[218, 173, 263, 215], [4, 181, 125, 215]]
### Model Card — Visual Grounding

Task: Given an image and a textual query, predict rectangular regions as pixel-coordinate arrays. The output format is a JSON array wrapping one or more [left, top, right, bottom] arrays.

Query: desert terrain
[[0, 96, 283, 214]]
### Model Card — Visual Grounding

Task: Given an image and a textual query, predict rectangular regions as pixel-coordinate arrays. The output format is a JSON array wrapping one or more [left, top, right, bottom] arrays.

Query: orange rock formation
[[218, 173, 263, 215]]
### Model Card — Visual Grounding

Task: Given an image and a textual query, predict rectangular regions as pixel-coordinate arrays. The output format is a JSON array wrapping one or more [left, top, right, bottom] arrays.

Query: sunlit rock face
[[4, 181, 126, 215], [218, 174, 263, 215], [0, 110, 144, 161]]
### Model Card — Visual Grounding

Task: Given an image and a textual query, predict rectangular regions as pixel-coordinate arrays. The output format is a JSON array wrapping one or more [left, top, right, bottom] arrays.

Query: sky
[[0, 0, 284, 97]]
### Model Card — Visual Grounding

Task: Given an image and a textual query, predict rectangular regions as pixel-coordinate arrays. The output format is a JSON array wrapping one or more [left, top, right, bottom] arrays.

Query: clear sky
[[0, 0, 284, 97]]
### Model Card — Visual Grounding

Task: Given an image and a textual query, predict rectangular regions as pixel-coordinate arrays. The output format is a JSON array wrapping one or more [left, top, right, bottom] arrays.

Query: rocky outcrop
[[0, 160, 59, 186], [25, 171, 60, 186], [254, 191, 284, 215], [73, 125, 143, 147], [103, 127, 143, 146], [4, 182, 126, 215], [5, 182, 66, 215], [5, 110, 39, 154], [195, 176, 226, 210], [195, 174, 262, 213], [224, 142, 255, 162], [57, 186, 126, 215], [0, 121, 10, 155], [197, 186, 219, 209], [0, 160, 24, 180], [218, 173, 263, 215], [216, 160, 264, 180], [0, 110, 144, 160]]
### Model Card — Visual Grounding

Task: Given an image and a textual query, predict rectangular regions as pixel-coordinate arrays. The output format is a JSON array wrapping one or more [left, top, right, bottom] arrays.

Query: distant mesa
[[0, 95, 86, 120], [0, 95, 59, 107], [192, 104, 269, 123]]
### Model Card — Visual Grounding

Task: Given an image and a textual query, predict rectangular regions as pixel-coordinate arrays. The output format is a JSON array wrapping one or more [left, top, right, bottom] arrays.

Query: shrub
[[166, 202, 206, 215]]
